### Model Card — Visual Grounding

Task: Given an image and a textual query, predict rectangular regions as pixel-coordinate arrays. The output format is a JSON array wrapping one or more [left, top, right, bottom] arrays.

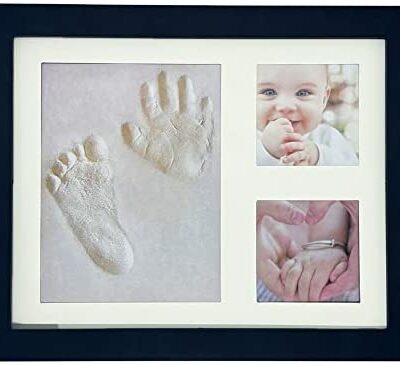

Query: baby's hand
[[282, 140, 319, 166], [280, 247, 348, 301], [261, 118, 303, 159]]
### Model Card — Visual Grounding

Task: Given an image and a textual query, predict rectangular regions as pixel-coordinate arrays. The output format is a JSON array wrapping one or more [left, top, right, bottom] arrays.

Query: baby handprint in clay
[[122, 71, 214, 180]]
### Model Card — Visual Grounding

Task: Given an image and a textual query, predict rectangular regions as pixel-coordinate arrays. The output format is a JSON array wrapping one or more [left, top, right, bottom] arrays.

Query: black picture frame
[[2, 4, 398, 360]]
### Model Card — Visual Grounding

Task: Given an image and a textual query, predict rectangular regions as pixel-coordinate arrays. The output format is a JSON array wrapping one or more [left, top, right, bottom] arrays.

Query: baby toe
[[52, 159, 67, 178], [58, 151, 77, 171], [72, 144, 87, 161], [83, 135, 109, 162], [46, 173, 61, 194]]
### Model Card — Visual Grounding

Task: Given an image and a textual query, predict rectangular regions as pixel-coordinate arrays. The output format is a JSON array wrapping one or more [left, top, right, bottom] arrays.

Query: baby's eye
[[260, 88, 277, 97], [296, 89, 312, 97]]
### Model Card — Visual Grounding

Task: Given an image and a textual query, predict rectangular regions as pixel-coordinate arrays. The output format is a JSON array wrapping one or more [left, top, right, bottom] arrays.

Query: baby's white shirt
[[256, 123, 359, 166]]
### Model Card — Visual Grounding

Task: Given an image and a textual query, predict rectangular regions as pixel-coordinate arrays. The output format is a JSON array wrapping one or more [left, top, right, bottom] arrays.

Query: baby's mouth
[[289, 120, 301, 127]]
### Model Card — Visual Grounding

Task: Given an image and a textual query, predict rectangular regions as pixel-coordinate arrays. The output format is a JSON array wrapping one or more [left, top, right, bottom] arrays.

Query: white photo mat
[[13, 38, 386, 328]]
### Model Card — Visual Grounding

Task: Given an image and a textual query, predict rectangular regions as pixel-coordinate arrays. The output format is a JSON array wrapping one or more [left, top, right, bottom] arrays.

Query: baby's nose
[[275, 96, 297, 114]]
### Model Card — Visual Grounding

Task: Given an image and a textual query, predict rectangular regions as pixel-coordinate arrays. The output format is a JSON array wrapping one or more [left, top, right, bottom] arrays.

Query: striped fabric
[[257, 279, 360, 302]]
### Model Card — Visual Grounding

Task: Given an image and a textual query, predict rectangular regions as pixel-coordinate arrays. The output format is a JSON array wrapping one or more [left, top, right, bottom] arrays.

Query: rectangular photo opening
[[256, 200, 359, 303], [256, 64, 359, 166], [41, 64, 221, 303]]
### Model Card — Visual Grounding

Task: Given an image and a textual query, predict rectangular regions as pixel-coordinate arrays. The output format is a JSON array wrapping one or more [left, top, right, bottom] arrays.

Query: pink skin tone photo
[[256, 200, 359, 302], [257, 65, 330, 165]]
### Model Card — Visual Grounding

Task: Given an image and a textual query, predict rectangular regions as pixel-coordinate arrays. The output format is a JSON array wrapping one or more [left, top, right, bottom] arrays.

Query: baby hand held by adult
[[280, 258, 303, 301], [292, 247, 348, 301]]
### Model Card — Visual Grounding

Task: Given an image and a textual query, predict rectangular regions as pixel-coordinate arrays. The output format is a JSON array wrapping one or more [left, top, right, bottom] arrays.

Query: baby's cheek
[[256, 101, 272, 130]]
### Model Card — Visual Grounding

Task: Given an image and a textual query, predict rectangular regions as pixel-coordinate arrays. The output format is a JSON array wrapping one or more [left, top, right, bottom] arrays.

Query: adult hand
[[256, 200, 306, 225], [305, 200, 359, 300], [257, 216, 301, 299], [256, 200, 305, 299]]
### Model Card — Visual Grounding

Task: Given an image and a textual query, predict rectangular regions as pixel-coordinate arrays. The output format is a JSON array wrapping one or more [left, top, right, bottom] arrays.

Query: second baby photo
[[256, 200, 360, 302], [256, 64, 359, 166]]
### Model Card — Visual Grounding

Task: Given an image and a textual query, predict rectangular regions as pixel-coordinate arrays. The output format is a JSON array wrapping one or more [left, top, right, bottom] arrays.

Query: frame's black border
[[2, 4, 397, 360]]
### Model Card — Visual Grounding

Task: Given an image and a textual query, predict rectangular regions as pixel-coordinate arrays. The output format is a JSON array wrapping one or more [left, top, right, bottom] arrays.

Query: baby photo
[[41, 64, 221, 303], [256, 64, 359, 166], [256, 200, 359, 302]]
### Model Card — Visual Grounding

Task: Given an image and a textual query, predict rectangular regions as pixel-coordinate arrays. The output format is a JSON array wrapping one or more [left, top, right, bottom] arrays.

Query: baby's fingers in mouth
[[273, 117, 291, 125]]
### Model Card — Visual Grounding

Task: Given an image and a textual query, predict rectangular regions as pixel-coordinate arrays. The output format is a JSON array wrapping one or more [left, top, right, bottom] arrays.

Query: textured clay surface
[[122, 71, 214, 180], [46, 135, 134, 275]]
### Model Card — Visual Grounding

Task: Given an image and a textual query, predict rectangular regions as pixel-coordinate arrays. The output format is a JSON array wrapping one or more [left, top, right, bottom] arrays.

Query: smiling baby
[[256, 64, 358, 166]]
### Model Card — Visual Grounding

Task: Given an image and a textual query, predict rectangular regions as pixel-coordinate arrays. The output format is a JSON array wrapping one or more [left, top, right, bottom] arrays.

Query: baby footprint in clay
[[46, 135, 134, 275]]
